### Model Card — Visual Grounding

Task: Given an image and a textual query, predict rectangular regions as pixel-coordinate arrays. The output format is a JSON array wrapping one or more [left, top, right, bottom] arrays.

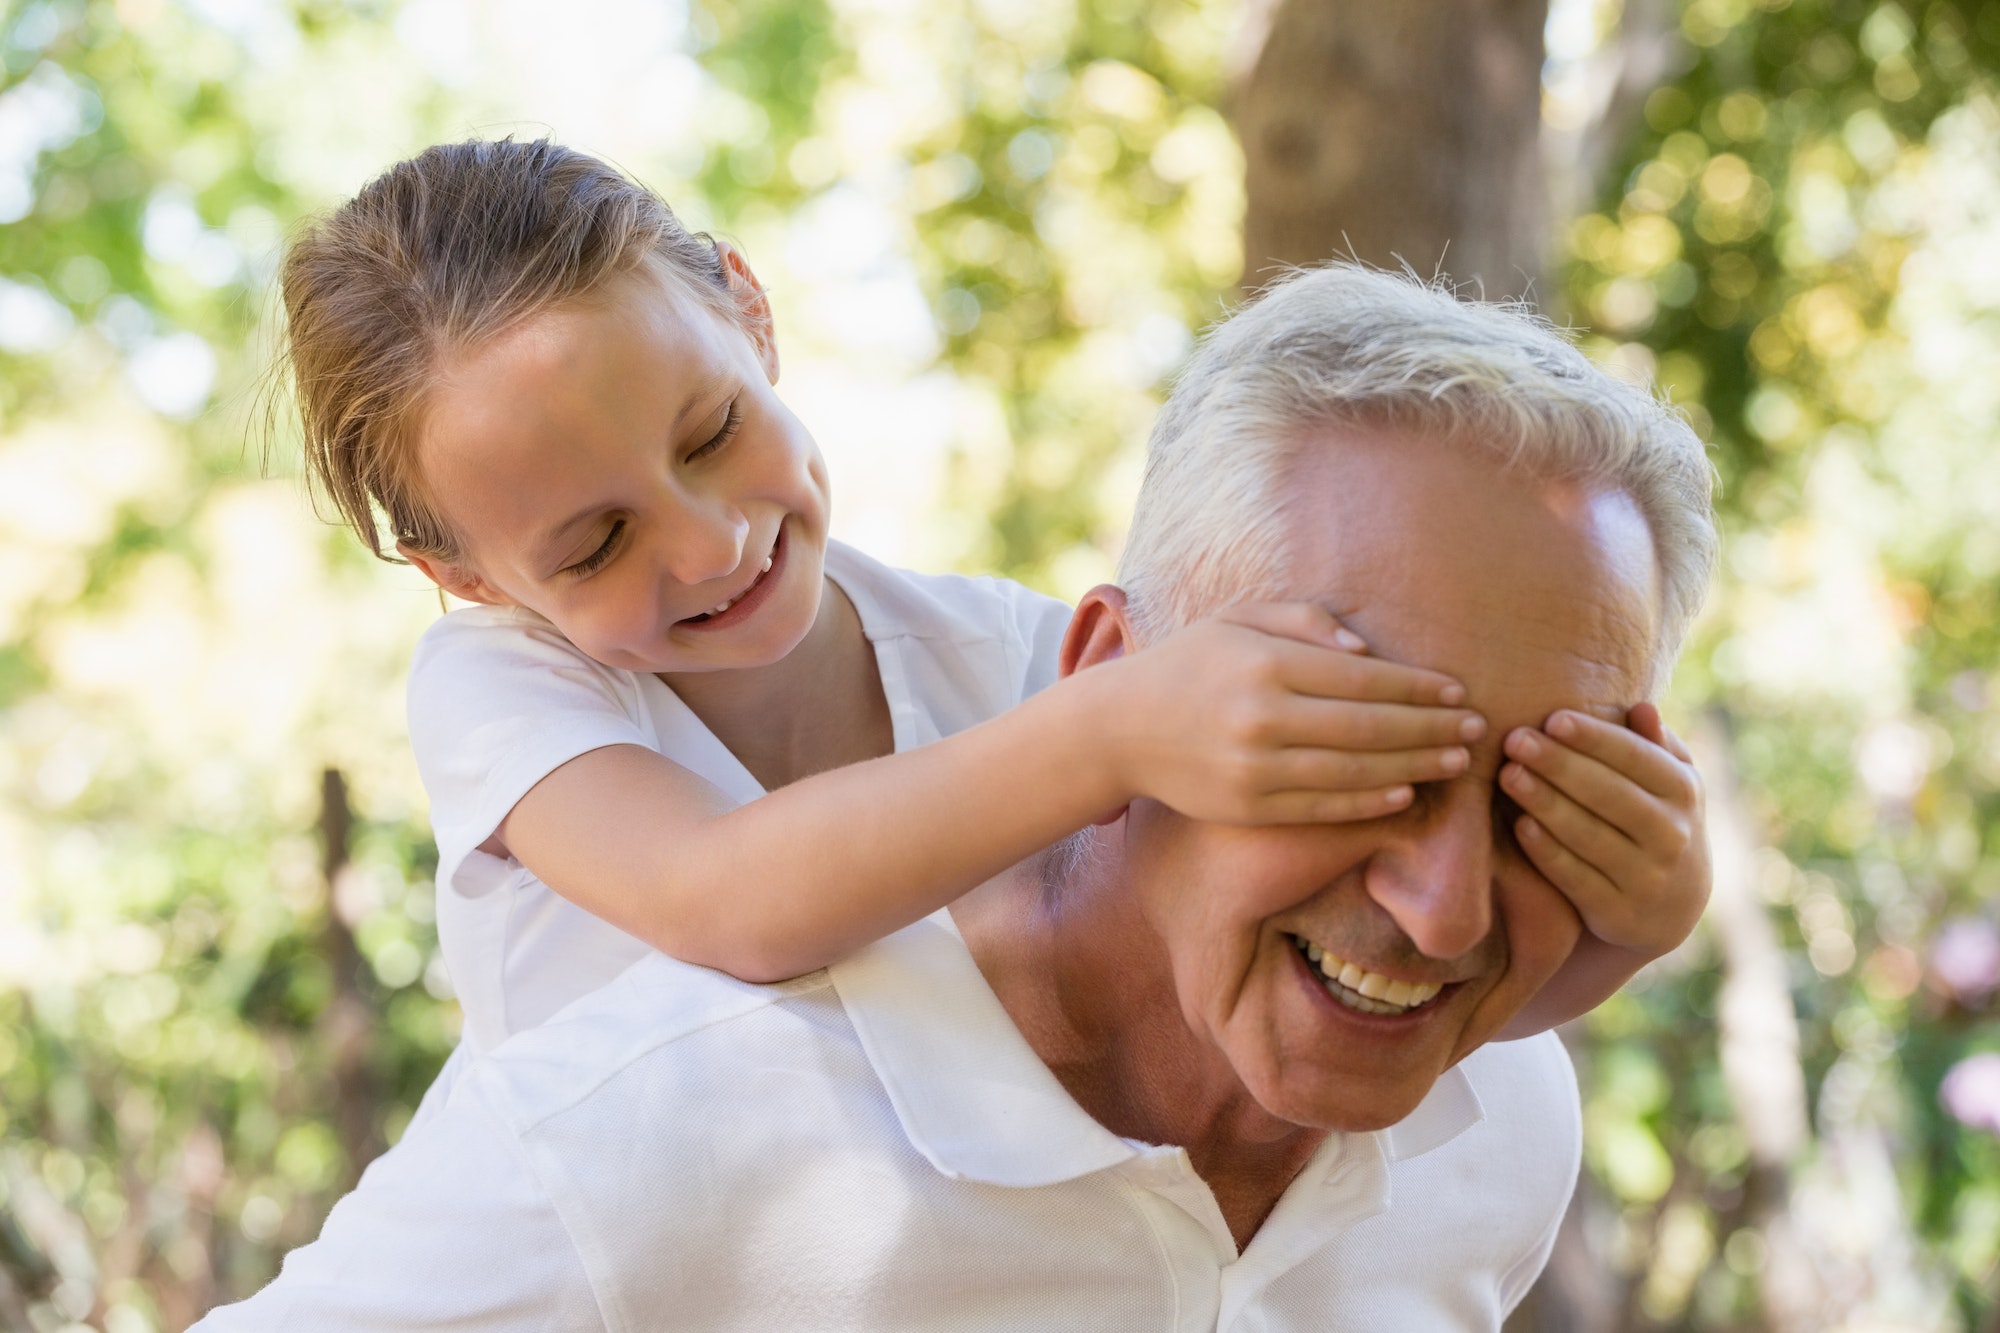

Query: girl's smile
[[676, 524, 786, 631]]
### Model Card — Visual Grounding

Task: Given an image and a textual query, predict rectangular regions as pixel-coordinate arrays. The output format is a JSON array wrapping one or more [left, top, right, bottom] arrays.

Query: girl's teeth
[[699, 557, 773, 620]]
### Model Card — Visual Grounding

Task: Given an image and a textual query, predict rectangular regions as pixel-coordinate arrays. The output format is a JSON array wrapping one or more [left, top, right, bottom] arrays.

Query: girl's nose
[[662, 499, 750, 588]]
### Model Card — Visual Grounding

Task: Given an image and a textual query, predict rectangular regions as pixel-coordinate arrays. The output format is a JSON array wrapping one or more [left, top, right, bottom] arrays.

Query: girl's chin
[[663, 619, 816, 672]]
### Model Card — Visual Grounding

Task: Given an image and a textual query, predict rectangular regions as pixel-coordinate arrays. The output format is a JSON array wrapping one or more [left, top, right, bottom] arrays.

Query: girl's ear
[[397, 542, 514, 607], [713, 240, 779, 384]]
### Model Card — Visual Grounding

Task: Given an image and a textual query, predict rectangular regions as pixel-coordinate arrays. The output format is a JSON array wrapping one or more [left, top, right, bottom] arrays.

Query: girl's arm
[[498, 600, 1484, 983]]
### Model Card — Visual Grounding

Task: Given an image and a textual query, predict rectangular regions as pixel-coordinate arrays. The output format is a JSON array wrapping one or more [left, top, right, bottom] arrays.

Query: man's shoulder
[[1428, 1032, 1582, 1214], [1458, 1031, 1582, 1147], [1462, 1030, 1579, 1100], [462, 956, 843, 1135]]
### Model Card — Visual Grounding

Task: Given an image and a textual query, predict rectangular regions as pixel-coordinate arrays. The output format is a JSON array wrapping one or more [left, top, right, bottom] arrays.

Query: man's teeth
[[1295, 936, 1441, 1015], [761, 555, 773, 573]]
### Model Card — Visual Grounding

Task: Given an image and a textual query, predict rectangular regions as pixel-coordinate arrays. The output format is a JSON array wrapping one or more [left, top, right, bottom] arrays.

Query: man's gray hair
[[1117, 264, 1717, 694]]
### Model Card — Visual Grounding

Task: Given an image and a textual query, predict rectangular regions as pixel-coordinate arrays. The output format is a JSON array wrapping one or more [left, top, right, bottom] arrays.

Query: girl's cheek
[[577, 583, 644, 657]]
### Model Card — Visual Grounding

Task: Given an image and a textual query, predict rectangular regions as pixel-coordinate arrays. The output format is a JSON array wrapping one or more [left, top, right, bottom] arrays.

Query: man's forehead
[[1331, 589, 1650, 759], [1282, 431, 1661, 721]]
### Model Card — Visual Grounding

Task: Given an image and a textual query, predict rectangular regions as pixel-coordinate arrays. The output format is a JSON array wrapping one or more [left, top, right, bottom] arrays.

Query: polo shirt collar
[[829, 910, 1488, 1189], [829, 910, 1138, 1188], [1383, 1058, 1485, 1161]]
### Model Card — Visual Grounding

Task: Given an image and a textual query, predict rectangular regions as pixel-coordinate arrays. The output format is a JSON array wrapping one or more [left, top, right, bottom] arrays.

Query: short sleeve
[[991, 578, 1073, 701], [192, 1088, 603, 1332], [408, 609, 652, 902], [1488, 1033, 1583, 1314]]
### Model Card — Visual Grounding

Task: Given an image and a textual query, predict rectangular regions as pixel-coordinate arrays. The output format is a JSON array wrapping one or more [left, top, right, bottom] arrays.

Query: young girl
[[280, 140, 1703, 1087]]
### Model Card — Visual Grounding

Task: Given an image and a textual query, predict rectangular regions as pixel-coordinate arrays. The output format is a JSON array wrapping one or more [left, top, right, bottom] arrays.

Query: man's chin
[[1224, 1040, 1448, 1128], [1234, 1057, 1441, 1134], [1221, 950, 1473, 1133]]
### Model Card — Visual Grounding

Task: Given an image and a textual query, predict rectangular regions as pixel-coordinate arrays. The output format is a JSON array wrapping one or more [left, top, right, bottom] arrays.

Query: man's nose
[[1362, 797, 1494, 960]]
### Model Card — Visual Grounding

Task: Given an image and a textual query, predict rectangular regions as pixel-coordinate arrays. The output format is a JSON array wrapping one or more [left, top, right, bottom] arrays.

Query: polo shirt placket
[[833, 912, 1492, 1331]]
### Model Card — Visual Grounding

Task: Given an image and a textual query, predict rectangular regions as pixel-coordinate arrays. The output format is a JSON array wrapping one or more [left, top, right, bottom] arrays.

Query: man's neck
[[950, 841, 1330, 1251]]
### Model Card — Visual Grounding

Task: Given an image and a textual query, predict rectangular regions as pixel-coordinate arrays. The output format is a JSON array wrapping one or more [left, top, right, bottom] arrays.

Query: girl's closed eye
[[687, 399, 742, 462], [561, 401, 741, 581], [566, 519, 626, 577]]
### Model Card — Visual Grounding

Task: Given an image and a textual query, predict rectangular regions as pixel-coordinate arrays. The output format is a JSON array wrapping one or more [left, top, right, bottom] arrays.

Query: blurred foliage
[[890, 0, 1240, 587], [4, 0, 2000, 1329], [0, 3, 459, 1329], [1562, 0, 2000, 1326]]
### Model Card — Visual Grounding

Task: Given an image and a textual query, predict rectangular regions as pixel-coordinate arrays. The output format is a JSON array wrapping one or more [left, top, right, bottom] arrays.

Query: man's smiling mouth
[[1289, 933, 1443, 1017]]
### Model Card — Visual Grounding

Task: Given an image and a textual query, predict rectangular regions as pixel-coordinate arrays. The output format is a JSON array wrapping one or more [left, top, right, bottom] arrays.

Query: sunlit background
[[3, 0, 2000, 1328]]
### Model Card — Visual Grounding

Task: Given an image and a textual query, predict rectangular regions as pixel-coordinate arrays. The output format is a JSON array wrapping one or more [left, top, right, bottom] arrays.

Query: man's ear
[[1060, 584, 1138, 680], [714, 240, 779, 385], [398, 542, 514, 607], [1063, 586, 1140, 826]]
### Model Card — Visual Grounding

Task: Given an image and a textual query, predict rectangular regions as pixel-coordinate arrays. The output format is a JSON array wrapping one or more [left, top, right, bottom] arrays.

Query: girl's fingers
[[1216, 600, 1371, 653], [1257, 785, 1415, 825], [1268, 634, 1470, 708], [1514, 814, 1625, 918], [1534, 710, 1698, 806], [1625, 700, 1666, 745], [1201, 603, 1470, 706], [1269, 743, 1471, 792], [1281, 697, 1485, 752], [1500, 760, 1649, 882], [1503, 729, 1678, 848], [1652, 716, 1695, 765], [1626, 701, 1694, 763]]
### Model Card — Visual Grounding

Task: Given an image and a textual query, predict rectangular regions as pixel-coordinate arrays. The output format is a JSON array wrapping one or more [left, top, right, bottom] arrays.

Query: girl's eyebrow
[[529, 373, 735, 566], [534, 504, 613, 569]]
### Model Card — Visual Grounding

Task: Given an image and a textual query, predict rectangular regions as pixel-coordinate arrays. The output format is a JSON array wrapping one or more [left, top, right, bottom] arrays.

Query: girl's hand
[[1499, 702, 1709, 959], [1101, 601, 1487, 825]]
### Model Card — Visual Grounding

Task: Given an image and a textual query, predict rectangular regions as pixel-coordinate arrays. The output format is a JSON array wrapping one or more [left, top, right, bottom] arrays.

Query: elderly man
[[201, 266, 1713, 1331]]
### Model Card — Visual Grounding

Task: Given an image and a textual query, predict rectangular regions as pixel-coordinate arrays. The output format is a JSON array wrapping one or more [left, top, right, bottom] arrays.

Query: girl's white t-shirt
[[407, 540, 1072, 1058]]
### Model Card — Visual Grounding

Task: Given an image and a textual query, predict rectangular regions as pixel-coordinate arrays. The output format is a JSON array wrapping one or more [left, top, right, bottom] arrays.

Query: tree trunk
[[1229, 10, 1702, 1330], [1230, 0, 1551, 300], [320, 768, 383, 1187]]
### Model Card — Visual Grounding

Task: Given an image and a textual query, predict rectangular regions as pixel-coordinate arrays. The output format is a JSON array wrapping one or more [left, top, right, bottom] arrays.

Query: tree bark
[[1231, 0, 1551, 300]]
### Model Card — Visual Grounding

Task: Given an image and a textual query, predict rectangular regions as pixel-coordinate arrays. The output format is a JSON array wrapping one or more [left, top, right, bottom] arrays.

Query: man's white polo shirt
[[199, 912, 1581, 1332]]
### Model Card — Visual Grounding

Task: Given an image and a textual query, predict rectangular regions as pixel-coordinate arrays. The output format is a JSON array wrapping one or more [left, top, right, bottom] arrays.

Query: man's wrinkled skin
[[953, 425, 1662, 1248]]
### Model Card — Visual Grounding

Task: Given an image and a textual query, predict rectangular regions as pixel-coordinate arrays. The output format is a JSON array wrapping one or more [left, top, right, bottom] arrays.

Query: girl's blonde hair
[[279, 138, 734, 562]]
